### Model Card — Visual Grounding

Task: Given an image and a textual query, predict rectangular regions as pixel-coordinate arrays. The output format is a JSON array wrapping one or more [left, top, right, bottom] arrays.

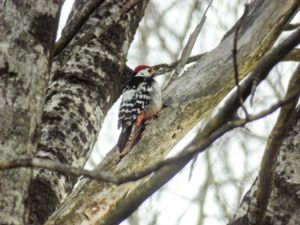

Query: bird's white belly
[[144, 81, 162, 119]]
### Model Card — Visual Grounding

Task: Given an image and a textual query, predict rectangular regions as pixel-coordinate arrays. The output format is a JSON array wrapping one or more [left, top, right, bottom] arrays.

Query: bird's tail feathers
[[118, 123, 145, 156], [117, 125, 132, 152]]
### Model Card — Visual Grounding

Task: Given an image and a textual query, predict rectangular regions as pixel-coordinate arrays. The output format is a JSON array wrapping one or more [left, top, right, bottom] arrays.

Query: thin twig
[[163, 0, 213, 87], [284, 23, 300, 31], [232, 5, 249, 117], [152, 53, 206, 75]]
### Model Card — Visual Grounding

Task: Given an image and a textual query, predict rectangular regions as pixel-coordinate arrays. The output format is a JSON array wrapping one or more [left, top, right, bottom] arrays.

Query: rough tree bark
[[0, 1, 61, 224], [0, 0, 148, 224], [44, 1, 300, 225]]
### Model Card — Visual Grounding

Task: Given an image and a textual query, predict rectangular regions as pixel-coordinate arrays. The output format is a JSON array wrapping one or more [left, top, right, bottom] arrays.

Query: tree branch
[[166, 0, 213, 85], [284, 23, 300, 31], [94, 20, 300, 224], [54, 0, 105, 56], [232, 5, 249, 117], [55, 0, 145, 57], [152, 53, 207, 75]]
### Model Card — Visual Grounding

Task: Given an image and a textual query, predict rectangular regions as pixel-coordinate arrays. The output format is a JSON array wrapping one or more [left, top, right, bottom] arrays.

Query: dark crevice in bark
[[26, 178, 58, 225], [30, 14, 56, 50]]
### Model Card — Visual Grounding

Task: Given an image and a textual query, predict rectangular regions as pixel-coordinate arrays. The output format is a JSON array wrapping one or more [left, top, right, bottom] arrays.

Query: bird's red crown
[[133, 64, 150, 73]]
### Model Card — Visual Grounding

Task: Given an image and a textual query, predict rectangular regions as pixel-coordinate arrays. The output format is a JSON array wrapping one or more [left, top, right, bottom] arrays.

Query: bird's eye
[[147, 68, 151, 72]]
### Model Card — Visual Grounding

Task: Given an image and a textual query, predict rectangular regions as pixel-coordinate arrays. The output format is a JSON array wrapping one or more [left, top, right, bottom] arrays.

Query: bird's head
[[133, 64, 155, 78]]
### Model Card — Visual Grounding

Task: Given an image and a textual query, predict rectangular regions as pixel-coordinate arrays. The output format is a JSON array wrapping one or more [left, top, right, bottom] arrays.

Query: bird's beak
[[151, 68, 156, 76]]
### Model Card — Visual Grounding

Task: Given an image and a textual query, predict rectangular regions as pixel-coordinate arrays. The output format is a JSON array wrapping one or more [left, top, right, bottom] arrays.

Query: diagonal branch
[[284, 23, 300, 31], [152, 53, 207, 75], [249, 28, 300, 104], [96, 22, 300, 224], [232, 5, 249, 117]]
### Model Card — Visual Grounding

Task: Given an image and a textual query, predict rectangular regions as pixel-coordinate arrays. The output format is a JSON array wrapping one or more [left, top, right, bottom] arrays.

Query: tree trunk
[[0, 1, 61, 224]]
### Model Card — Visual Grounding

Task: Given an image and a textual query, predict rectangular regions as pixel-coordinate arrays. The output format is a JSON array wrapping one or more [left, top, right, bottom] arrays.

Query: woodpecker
[[117, 64, 162, 156]]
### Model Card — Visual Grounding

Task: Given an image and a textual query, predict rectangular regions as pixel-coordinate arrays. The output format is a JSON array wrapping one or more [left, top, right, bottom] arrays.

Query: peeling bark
[[0, 1, 61, 224], [45, 1, 300, 225]]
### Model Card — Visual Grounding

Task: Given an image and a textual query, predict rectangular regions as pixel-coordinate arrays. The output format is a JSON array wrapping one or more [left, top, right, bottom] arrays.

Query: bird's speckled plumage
[[117, 65, 162, 156]]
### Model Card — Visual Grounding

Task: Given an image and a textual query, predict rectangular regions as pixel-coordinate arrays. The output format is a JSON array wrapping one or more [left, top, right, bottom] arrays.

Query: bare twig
[[0, 157, 119, 183], [152, 53, 206, 75], [253, 64, 300, 225], [163, 0, 213, 87], [232, 5, 249, 117], [284, 23, 300, 31]]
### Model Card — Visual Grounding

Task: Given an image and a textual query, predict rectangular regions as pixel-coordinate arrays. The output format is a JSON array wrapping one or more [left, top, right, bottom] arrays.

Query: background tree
[[0, 0, 300, 225]]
